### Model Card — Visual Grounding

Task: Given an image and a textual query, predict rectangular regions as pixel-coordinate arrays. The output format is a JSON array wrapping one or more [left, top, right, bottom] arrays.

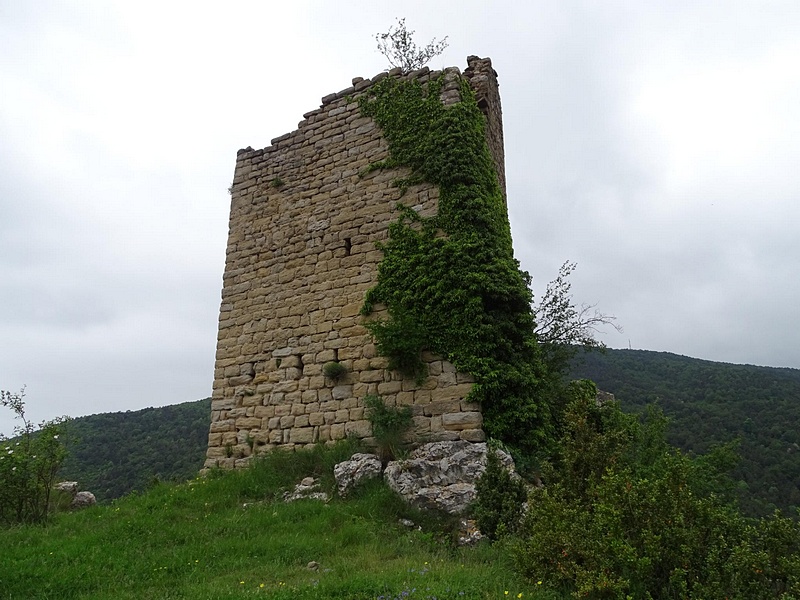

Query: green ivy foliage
[[359, 75, 555, 454]]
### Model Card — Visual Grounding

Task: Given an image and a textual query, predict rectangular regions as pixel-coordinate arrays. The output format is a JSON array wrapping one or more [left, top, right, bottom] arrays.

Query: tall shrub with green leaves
[[473, 446, 527, 540], [512, 381, 800, 599], [0, 388, 69, 525]]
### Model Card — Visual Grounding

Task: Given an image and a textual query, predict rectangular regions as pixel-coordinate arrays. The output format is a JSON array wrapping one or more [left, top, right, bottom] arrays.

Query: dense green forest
[[570, 349, 800, 516], [59, 399, 210, 502]]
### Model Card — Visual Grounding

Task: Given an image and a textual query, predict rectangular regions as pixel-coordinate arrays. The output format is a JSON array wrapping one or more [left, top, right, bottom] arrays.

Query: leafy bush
[[363, 395, 413, 462], [0, 388, 69, 525], [512, 382, 800, 599], [322, 361, 347, 381], [473, 446, 527, 540]]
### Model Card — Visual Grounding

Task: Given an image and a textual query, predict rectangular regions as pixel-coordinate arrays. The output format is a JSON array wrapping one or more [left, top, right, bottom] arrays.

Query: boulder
[[333, 453, 382, 496], [55, 481, 78, 496], [283, 477, 329, 503], [71, 491, 96, 509], [383, 441, 514, 514]]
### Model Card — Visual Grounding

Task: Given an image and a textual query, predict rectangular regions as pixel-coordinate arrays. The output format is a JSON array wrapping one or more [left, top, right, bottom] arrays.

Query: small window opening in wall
[[344, 238, 352, 256]]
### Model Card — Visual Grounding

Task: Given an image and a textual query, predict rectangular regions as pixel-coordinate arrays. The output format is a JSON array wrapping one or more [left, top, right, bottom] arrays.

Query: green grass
[[0, 443, 554, 600]]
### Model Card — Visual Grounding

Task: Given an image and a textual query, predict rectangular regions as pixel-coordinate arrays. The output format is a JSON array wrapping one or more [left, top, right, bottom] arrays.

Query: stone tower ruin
[[205, 56, 507, 469]]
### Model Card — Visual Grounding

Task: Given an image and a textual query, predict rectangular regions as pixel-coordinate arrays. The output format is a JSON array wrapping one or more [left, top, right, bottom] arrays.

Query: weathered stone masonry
[[205, 56, 506, 469]]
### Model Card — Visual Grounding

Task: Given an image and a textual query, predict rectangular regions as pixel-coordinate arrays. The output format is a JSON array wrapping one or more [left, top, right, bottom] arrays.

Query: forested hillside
[[56, 351, 800, 516], [59, 399, 210, 502], [570, 349, 800, 516]]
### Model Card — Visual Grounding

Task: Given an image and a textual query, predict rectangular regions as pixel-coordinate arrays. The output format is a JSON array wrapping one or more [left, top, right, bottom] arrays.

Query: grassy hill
[[570, 348, 800, 516], [1, 443, 543, 600]]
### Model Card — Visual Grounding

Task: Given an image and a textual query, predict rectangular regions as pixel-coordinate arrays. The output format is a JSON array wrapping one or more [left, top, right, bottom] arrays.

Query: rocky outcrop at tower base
[[380, 441, 514, 514]]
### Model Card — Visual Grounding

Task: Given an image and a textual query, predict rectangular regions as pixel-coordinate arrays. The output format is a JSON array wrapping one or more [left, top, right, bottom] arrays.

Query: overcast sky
[[2, 1, 798, 435]]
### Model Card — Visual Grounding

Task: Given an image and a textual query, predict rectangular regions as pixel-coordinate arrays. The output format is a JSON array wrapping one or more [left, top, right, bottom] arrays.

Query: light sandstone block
[[441, 412, 483, 430]]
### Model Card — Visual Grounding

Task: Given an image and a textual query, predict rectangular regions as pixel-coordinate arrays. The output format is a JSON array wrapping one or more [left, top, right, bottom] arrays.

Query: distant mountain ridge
[[570, 348, 800, 516], [58, 350, 799, 516]]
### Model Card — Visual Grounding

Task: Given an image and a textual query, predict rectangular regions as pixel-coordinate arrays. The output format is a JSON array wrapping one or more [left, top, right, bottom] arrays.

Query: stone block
[[254, 405, 274, 418], [320, 400, 339, 412], [332, 385, 352, 400], [241, 394, 261, 407], [352, 358, 371, 371], [358, 369, 385, 383], [290, 427, 315, 444], [396, 391, 414, 406], [425, 399, 462, 416], [209, 419, 235, 433], [330, 423, 346, 440], [228, 374, 253, 386], [377, 381, 402, 394], [459, 429, 486, 442], [437, 372, 457, 386], [235, 416, 262, 430], [412, 416, 431, 433], [206, 446, 227, 459], [211, 398, 236, 411], [430, 383, 473, 402], [345, 419, 372, 438], [441, 411, 482, 430]]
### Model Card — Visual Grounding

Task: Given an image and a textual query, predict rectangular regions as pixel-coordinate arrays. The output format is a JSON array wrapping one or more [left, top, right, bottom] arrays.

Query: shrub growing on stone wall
[[364, 394, 413, 462], [322, 361, 347, 382], [0, 388, 69, 525]]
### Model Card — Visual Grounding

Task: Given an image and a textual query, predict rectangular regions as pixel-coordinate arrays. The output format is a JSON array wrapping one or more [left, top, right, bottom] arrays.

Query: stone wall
[[205, 57, 506, 469]]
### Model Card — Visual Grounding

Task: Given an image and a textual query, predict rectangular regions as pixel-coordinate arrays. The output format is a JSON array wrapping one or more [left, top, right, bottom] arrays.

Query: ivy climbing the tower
[[359, 75, 556, 454]]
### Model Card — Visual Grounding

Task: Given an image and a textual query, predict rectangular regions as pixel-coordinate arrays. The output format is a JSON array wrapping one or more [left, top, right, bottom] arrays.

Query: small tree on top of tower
[[375, 18, 448, 73]]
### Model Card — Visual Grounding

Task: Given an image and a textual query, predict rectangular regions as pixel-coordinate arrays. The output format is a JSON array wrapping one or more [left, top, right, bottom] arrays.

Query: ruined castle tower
[[205, 57, 506, 469]]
